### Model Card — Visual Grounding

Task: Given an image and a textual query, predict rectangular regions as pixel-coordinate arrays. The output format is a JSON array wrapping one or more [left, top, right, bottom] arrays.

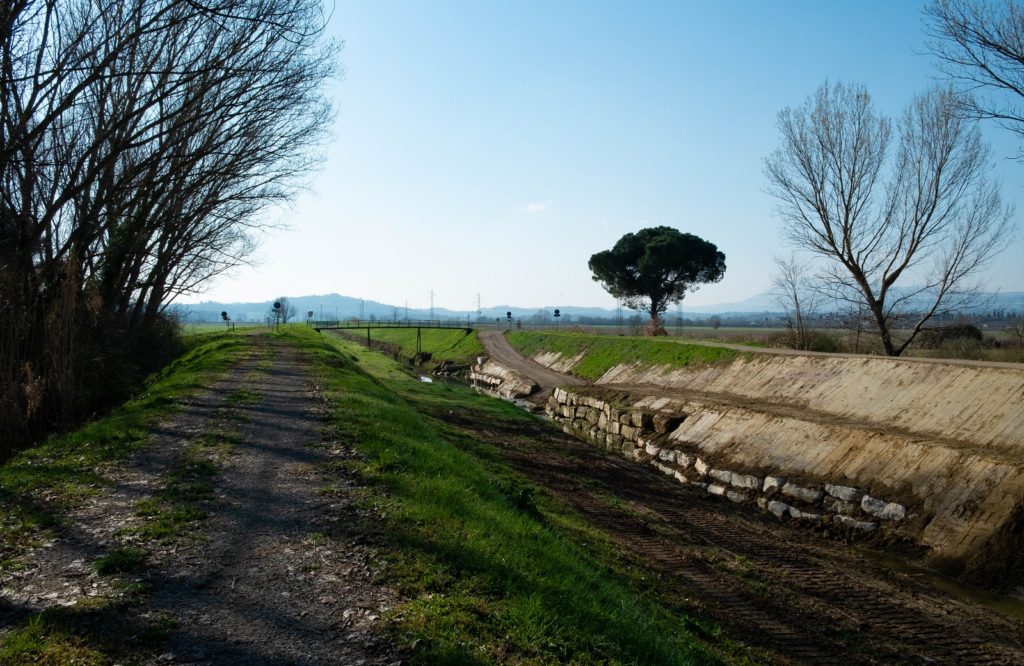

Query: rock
[[644, 442, 660, 456], [620, 424, 637, 441], [654, 462, 674, 476], [823, 496, 858, 516], [657, 449, 676, 464], [781, 482, 825, 505], [552, 387, 566, 403], [618, 412, 632, 425], [585, 409, 599, 425], [707, 483, 727, 496], [653, 413, 685, 434], [597, 413, 608, 430], [673, 471, 689, 484], [763, 476, 786, 493], [726, 490, 748, 503], [825, 483, 864, 503], [607, 420, 621, 436], [631, 411, 654, 429], [709, 469, 732, 484], [767, 500, 790, 518], [861, 495, 906, 521], [607, 434, 623, 449], [788, 507, 825, 523], [730, 472, 762, 490], [694, 458, 710, 477], [676, 453, 693, 469], [833, 515, 878, 532], [756, 496, 768, 510]]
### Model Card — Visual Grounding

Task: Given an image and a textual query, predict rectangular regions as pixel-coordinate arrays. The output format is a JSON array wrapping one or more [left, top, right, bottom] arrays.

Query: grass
[[283, 326, 724, 664], [0, 332, 252, 564], [506, 330, 743, 381], [356, 327, 485, 363], [93, 547, 148, 575]]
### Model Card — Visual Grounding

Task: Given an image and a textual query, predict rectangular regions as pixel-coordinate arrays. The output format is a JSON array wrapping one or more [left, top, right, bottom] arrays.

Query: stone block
[[726, 490, 748, 503], [825, 483, 864, 503], [676, 453, 693, 469], [653, 413, 685, 434], [763, 476, 786, 493], [781, 482, 825, 505], [861, 495, 906, 521], [654, 462, 674, 476], [694, 458, 710, 477], [707, 483, 727, 496], [620, 424, 637, 441], [767, 500, 790, 518], [657, 449, 676, 464], [608, 420, 621, 436], [552, 387, 566, 403], [608, 407, 621, 422], [585, 409, 599, 425], [607, 434, 623, 449], [644, 442, 660, 457], [833, 515, 878, 532], [788, 507, 825, 523], [731, 473, 762, 490], [823, 496, 857, 516], [756, 496, 768, 510], [673, 471, 689, 484], [618, 412, 632, 425], [597, 413, 608, 430], [631, 411, 654, 429], [709, 469, 732, 484]]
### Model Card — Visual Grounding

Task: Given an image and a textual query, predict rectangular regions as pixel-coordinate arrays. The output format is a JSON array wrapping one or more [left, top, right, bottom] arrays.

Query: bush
[[916, 324, 983, 349]]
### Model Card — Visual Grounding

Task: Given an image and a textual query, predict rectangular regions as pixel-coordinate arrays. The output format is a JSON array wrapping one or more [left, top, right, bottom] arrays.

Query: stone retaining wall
[[547, 387, 905, 534], [467, 357, 538, 400]]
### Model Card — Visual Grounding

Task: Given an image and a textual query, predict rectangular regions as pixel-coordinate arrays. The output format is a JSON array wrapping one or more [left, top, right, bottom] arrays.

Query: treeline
[[0, 0, 335, 455]]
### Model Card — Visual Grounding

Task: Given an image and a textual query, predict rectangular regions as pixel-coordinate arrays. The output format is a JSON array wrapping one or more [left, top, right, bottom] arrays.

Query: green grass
[[360, 327, 485, 363], [284, 326, 722, 664], [506, 331, 743, 381], [0, 332, 251, 565], [93, 547, 148, 575]]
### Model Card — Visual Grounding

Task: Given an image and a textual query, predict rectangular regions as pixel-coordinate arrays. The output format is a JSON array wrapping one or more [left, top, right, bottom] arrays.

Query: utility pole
[[359, 299, 364, 320], [404, 300, 408, 321], [429, 290, 435, 321], [475, 293, 482, 321]]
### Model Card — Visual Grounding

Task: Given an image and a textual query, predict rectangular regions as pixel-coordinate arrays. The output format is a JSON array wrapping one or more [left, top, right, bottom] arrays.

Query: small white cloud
[[522, 200, 552, 214]]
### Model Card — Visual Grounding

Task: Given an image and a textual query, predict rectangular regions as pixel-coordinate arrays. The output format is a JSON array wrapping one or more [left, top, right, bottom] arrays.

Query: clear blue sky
[[185, 0, 1023, 312]]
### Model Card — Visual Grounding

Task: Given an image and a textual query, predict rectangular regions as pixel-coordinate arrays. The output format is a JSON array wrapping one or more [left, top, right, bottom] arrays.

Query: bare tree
[[764, 82, 1013, 356], [927, 0, 1024, 156], [770, 255, 823, 350], [1, 0, 336, 452]]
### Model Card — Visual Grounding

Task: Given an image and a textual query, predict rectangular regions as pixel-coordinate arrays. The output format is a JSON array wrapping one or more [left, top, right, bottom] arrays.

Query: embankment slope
[[501, 333, 1024, 583]]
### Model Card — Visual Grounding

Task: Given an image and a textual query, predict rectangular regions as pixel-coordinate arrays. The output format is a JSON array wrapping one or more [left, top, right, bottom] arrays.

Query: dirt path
[[478, 330, 584, 388], [433, 407, 1024, 664], [140, 337, 397, 664], [1, 336, 399, 665]]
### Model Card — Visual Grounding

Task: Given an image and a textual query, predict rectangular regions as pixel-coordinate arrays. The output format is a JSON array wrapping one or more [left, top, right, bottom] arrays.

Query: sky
[[184, 0, 1024, 312]]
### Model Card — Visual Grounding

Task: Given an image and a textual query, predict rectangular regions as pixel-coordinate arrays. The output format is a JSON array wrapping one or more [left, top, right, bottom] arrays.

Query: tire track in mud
[[439, 407, 1024, 665]]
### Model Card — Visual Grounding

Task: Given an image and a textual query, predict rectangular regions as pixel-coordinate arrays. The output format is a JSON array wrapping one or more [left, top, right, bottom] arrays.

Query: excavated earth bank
[[471, 346, 1024, 586]]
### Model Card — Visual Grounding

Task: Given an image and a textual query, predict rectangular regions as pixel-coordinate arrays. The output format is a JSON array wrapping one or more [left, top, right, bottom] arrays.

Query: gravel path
[[143, 337, 398, 665], [1, 336, 399, 665]]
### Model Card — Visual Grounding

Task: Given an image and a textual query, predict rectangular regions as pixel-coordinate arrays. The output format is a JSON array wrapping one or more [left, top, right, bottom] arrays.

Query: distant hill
[[174, 290, 1024, 323]]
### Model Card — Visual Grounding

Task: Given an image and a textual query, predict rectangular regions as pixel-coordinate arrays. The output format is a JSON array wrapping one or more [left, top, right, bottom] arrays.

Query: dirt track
[[474, 331, 1024, 664], [0, 337, 398, 664], [478, 330, 585, 389]]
